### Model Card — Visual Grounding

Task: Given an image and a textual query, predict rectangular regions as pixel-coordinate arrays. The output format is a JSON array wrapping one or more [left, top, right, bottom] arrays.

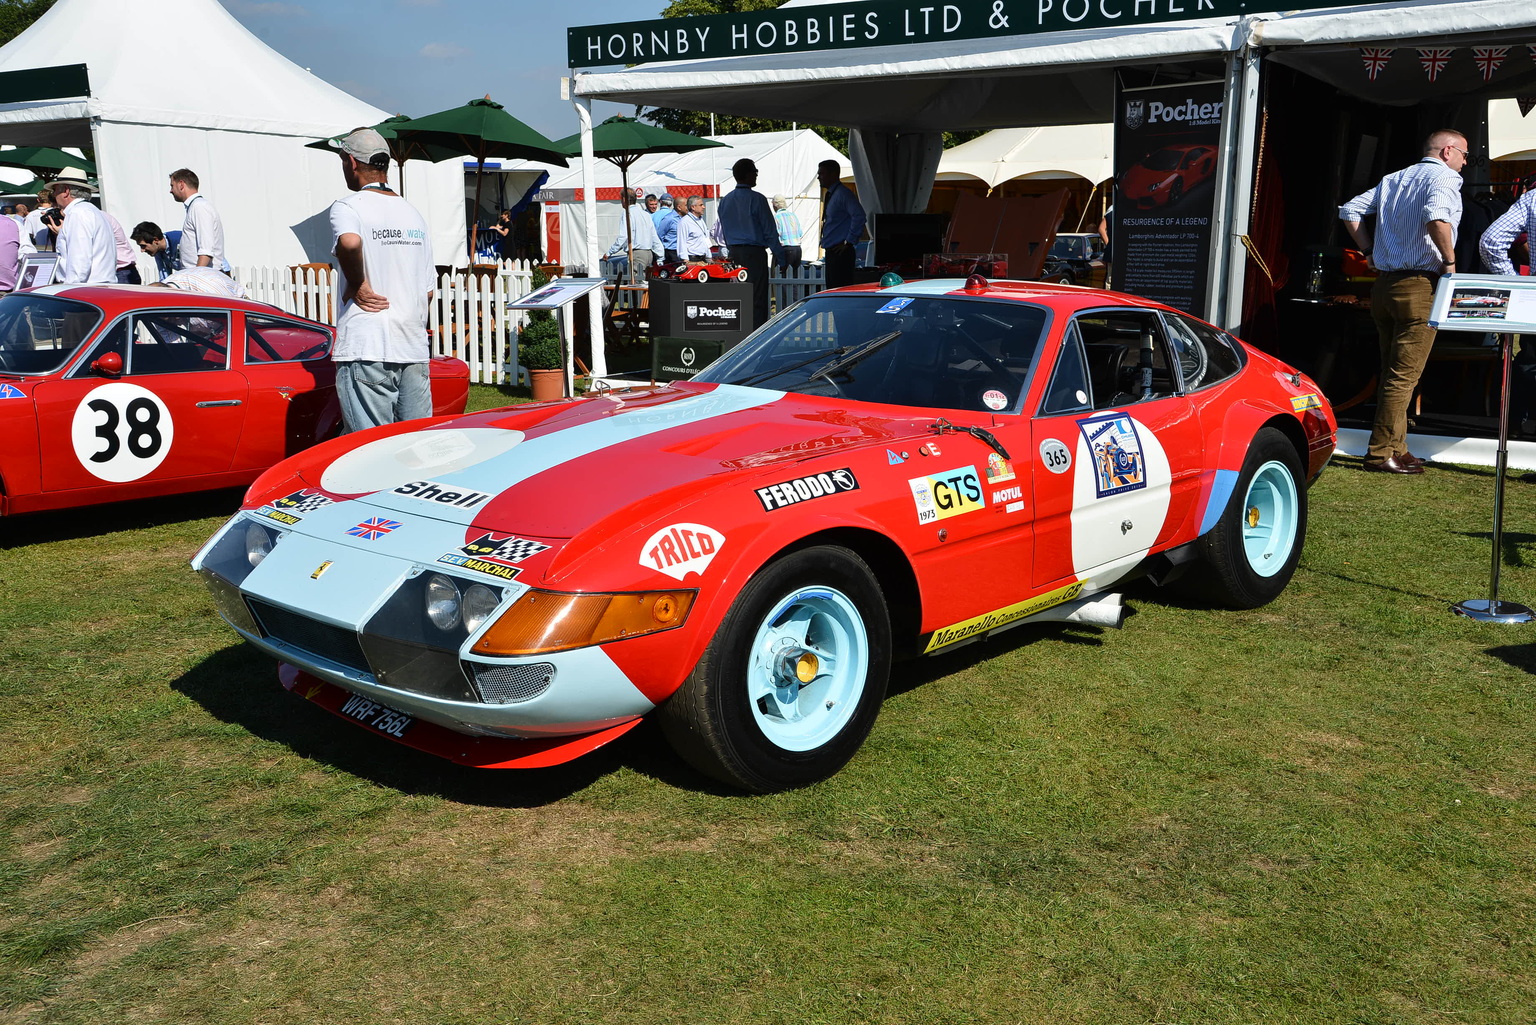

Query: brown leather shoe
[[1362, 454, 1424, 475], [1398, 451, 1426, 468]]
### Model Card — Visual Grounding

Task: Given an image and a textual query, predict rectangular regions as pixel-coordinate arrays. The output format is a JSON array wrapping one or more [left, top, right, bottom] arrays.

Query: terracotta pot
[[529, 368, 565, 402]]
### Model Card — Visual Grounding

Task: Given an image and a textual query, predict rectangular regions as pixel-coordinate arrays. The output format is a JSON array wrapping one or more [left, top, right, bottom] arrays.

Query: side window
[[129, 312, 229, 375], [1074, 311, 1177, 410], [67, 319, 128, 380], [1039, 322, 1092, 416], [1162, 312, 1245, 391], [246, 315, 332, 363]]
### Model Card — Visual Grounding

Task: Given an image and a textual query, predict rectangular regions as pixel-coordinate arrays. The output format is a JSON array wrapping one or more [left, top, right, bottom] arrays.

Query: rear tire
[[659, 545, 891, 792], [736, 268, 749, 283], [695, 267, 710, 282], [1181, 427, 1305, 609]]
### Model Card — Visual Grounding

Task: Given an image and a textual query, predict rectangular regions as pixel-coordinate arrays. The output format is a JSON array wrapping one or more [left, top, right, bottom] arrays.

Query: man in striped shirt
[[1340, 129, 1467, 475]]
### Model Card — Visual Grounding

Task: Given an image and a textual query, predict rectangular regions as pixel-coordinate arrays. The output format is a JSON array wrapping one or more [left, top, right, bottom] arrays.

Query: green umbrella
[[0, 146, 96, 175], [306, 114, 467, 189], [0, 177, 51, 195], [552, 115, 728, 280], [390, 97, 569, 258]]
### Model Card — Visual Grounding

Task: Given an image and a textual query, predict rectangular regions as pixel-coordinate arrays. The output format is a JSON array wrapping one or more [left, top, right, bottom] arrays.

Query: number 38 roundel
[[70, 383, 175, 483]]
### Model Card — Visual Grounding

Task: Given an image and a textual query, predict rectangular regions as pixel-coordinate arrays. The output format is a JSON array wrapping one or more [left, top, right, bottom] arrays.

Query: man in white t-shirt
[[169, 168, 226, 270], [329, 127, 435, 432]]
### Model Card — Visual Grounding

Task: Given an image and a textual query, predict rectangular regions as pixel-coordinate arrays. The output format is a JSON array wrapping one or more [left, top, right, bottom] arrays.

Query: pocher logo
[[756, 468, 859, 511], [908, 465, 985, 524], [1124, 99, 1145, 131], [392, 478, 492, 509]]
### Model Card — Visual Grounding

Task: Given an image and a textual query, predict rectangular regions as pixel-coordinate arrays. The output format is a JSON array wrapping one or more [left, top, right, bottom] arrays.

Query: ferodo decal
[[1039, 438, 1072, 474], [908, 465, 984, 524], [70, 383, 173, 483], [392, 478, 492, 509], [756, 468, 859, 511], [1291, 392, 1322, 413], [641, 523, 724, 581], [923, 581, 1085, 654], [1078, 413, 1146, 498]]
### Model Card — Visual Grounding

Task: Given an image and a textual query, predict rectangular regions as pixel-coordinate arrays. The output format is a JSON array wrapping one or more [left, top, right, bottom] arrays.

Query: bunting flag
[[1520, 96, 1536, 117], [1530, 44, 1536, 62], [1360, 47, 1394, 81], [1417, 48, 1454, 82], [1472, 46, 1508, 82]]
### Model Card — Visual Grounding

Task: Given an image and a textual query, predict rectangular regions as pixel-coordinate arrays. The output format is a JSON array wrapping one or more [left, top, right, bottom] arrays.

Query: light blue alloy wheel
[[1242, 459, 1299, 577], [747, 585, 870, 752]]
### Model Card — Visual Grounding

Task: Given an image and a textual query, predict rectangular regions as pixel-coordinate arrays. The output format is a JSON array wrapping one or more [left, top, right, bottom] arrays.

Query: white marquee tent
[[1490, 99, 1536, 162], [0, 0, 466, 268], [935, 124, 1114, 191]]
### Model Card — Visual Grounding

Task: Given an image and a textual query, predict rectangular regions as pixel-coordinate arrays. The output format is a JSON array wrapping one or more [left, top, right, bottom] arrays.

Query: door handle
[[196, 399, 242, 407]]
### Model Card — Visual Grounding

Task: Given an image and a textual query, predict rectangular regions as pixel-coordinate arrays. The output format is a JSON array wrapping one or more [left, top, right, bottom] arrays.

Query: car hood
[[298, 382, 939, 539]]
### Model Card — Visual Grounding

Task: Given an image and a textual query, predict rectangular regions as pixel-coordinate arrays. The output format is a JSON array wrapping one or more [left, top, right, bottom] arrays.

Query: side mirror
[[90, 351, 123, 378]]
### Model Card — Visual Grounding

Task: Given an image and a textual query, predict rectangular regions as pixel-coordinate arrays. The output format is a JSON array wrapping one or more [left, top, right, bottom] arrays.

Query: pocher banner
[[1111, 79, 1224, 315]]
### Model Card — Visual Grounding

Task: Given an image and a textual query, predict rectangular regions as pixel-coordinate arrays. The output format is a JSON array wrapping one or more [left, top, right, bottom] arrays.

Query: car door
[[234, 311, 338, 469], [1029, 308, 1205, 592], [32, 309, 247, 492]]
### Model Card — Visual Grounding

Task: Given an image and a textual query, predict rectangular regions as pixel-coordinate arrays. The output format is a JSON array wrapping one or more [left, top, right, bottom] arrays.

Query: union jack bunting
[[1520, 96, 1536, 117], [1417, 48, 1453, 82], [1530, 44, 1536, 62], [1472, 46, 1508, 82], [1360, 47, 1393, 81]]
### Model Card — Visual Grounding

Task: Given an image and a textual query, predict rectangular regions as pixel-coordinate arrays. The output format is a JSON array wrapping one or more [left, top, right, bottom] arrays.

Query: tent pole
[[1214, 33, 1261, 332], [576, 93, 606, 381]]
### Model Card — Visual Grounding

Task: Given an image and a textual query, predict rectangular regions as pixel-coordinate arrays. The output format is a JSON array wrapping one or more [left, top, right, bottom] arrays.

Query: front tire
[[1182, 427, 1306, 609], [695, 266, 710, 282], [659, 545, 891, 792]]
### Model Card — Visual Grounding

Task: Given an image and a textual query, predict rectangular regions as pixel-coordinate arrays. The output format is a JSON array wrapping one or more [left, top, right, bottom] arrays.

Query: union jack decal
[[1417, 47, 1453, 83], [1360, 47, 1393, 81], [347, 517, 402, 540], [1473, 46, 1508, 82]]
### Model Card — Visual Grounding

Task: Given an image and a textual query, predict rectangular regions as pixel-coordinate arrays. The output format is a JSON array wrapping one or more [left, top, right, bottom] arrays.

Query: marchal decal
[[640, 523, 724, 581], [756, 468, 860, 511]]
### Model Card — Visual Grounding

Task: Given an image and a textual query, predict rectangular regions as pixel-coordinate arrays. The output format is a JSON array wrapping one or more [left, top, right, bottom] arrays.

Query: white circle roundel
[[1039, 438, 1072, 474], [70, 383, 174, 482]]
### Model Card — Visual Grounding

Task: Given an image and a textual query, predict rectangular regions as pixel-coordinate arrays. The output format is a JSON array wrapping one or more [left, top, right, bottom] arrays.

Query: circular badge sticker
[[982, 389, 1009, 411], [320, 427, 526, 495], [1039, 437, 1072, 474], [70, 383, 174, 482]]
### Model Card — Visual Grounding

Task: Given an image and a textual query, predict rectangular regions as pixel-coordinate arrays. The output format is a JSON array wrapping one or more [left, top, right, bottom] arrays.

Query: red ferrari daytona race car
[[0, 285, 469, 517], [193, 277, 1335, 792]]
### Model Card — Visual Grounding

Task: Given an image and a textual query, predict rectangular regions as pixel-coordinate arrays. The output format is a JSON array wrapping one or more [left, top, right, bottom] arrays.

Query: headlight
[[462, 584, 499, 633], [424, 573, 462, 630], [245, 521, 278, 566], [471, 588, 696, 657]]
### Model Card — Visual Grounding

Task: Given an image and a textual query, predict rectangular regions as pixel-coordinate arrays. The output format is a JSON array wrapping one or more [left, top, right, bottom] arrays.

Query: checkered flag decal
[[284, 493, 334, 514], [484, 537, 550, 563]]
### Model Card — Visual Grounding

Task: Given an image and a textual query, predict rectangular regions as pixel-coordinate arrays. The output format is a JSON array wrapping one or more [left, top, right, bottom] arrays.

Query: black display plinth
[[652, 337, 734, 382], [650, 278, 754, 342]]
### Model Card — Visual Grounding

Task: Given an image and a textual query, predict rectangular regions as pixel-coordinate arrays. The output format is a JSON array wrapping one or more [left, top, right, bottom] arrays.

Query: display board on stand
[[507, 277, 607, 398]]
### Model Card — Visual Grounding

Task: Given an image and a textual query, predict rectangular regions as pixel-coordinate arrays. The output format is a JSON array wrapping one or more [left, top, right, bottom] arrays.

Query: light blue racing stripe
[[879, 278, 971, 295], [1199, 468, 1241, 536]]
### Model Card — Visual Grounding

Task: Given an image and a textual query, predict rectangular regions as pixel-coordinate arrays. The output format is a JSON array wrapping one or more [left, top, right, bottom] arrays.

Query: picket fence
[[233, 259, 827, 385]]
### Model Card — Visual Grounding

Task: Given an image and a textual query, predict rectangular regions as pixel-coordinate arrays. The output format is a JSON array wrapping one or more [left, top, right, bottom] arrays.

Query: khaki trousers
[[1368, 271, 1438, 462]]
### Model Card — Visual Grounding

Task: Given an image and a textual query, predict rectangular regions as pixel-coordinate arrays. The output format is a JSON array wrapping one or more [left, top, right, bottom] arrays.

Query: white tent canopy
[[0, 0, 466, 268], [1491, 99, 1536, 162], [936, 124, 1114, 190]]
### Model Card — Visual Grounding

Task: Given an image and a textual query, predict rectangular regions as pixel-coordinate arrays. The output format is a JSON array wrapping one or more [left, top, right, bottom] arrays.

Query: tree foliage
[[0, 0, 56, 47]]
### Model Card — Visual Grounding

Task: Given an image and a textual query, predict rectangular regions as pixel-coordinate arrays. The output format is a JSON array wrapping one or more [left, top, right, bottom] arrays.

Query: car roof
[[21, 283, 309, 319], [816, 278, 1171, 316]]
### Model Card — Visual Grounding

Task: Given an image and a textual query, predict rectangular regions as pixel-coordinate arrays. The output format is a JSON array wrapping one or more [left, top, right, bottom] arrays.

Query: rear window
[[0, 294, 104, 375], [246, 315, 331, 363]]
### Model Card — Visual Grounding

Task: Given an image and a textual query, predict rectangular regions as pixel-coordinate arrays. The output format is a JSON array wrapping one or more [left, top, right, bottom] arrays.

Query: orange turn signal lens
[[471, 589, 696, 657]]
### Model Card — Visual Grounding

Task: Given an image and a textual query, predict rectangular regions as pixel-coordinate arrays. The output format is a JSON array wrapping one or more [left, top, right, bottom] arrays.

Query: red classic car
[[0, 285, 469, 517], [650, 259, 748, 283], [1120, 144, 1218, 209], [193, 277, 1335, 792]]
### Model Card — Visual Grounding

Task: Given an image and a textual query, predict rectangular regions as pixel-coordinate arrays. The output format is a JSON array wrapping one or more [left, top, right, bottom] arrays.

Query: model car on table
[[0, 285, 469, 517], [1120, 144, 1218, 209], [649, 259, 748, 283], [192, 275, 1336, 792]]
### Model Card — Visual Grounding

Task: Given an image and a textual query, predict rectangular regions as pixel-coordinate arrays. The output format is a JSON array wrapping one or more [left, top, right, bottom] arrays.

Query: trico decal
[[908, 465, 985, 524], [991, 485, 1022, 505], [256, 507, 302, 526], [985, 452, 1015, 483], [271, 489, 333, 516], [347, 517, 401, 540], [1078, 414, 1147, 498], [756, 468, 859, 511], [391, 479, 492, 509], [923, 581, 1085, 654], [443, 532, 551, 577], [640, 523, 724, 581], [1290, 392, 1323, 413]]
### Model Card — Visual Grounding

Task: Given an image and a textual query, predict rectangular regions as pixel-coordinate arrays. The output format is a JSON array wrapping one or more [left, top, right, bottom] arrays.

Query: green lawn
[[2, 404, 1533, 1023]]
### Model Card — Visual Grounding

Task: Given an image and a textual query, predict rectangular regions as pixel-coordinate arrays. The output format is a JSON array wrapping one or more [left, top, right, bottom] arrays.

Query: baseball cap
[[658, 193, 675, 207], [340, 127, 391, 167]]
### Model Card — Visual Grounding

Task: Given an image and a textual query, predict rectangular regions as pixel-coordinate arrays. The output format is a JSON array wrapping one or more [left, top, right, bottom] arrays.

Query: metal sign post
[[1429, 275, 1536, 623]]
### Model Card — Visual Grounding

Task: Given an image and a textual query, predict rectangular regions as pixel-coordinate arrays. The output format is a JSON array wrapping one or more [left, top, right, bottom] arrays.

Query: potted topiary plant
[[519, 268, 565, 401]]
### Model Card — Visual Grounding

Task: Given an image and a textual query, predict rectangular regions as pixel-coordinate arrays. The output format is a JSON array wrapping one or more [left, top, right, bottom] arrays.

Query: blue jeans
[[335, 360, 431, 433]]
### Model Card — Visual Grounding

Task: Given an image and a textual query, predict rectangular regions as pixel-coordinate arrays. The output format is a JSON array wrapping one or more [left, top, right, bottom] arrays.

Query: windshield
[[1050, 236, 1091, 260], [1141, 149, 1182, 172], [694, 293, 1048, 413], [0, 294, 105, 375]]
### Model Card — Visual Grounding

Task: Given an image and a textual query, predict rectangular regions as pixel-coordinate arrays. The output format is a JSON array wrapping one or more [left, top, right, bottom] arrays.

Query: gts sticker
[[909, 465, 985, 524]]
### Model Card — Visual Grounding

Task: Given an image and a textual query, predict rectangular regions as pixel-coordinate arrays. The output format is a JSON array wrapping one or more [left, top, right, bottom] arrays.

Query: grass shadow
[[1454, 530, 1536, 570], [3, 487, 246, 548], [887, 621, 1109, 700], [1484, 642, 1536, 676]]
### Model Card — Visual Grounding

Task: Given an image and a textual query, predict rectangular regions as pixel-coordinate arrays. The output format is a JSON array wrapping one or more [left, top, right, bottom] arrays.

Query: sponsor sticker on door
[[908, 465, 985, 524]]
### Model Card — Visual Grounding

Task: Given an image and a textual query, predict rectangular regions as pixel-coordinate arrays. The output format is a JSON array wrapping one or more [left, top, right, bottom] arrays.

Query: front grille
[[470, 662, 556, 704], [248, 599, 372, 675]]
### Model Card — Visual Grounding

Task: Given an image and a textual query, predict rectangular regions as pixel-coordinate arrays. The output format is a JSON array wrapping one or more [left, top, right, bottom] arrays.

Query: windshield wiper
[[808, 330, 901, 384], [930, 417, 1011, 460], [730, 344, 851, 388]]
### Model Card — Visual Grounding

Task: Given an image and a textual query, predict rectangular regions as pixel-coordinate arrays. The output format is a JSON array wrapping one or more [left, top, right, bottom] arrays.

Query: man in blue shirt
[[655, 194, 681, 264], [818, 159, 866, 290], [1340, 129, 1467, 475], [130, 222, 183, 281], [716, 158, 784, 328]]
